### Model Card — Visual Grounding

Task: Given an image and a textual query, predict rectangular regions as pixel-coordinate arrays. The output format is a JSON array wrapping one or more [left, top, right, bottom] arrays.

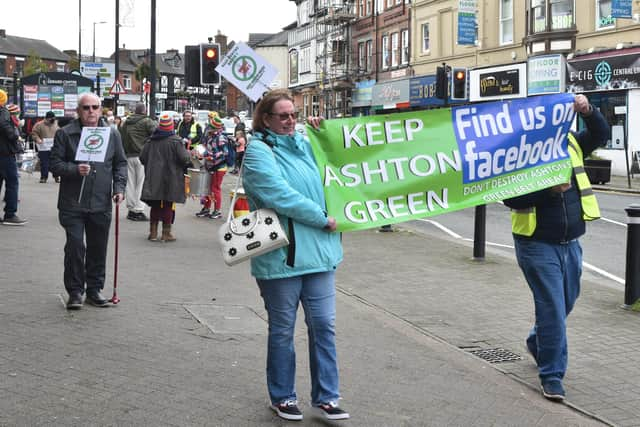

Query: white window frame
[[366, 0, 372, 15], [401, 30, 409, 65], [123, 74, 132, 90], [422, 23, 430, 53], [391, 32, 399, 67], [595, 0, 615, 29], [366, 39, 373, 72], [500, 0, 514, 45], [358, 42, 365, 70], [382, 34, 390, 69], [386, 0, 393, 7], [300, 45, 311, 73], [359, 0, 365, 16]]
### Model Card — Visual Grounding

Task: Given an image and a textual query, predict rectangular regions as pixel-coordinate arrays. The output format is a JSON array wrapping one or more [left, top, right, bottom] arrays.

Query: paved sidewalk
[[0, 172, 637, 426]]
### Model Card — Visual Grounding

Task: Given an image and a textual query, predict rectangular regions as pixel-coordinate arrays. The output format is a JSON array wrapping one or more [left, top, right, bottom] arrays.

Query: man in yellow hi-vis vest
[[503, 94, 609, 402]]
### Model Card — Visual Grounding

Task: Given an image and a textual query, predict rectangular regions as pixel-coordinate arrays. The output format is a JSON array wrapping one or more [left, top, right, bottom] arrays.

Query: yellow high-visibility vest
[[511, 133, 600, 236]]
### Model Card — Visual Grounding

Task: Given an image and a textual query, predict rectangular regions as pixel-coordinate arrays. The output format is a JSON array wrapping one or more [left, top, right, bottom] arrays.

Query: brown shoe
[[148, 221, 159, 241], [161, 224, 176, 242]]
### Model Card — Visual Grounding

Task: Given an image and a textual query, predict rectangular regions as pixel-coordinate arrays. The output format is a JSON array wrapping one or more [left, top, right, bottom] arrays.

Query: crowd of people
[[0, 87, 610, 421]]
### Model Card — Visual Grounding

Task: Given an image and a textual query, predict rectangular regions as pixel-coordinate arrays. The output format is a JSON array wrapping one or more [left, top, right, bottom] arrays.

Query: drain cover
[[468, 348, 522, 364]]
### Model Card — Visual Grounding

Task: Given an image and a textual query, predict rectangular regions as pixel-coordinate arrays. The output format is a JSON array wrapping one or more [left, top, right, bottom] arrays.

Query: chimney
[[0, 29, 6, 38], [214, 30, 228, 54]]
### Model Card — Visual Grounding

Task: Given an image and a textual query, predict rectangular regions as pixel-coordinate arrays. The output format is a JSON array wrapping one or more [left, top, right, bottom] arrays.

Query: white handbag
[[218, 158, 289, 266]]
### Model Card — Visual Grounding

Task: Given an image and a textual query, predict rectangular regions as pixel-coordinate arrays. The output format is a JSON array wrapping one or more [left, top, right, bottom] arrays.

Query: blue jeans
[[0, 155, 19, 218], [514, 238, 582, 381], [257, 271, 340, 406]]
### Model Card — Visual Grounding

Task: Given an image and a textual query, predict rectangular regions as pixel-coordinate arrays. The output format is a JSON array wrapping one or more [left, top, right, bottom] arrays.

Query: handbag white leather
[[218, 146, 289, 266], [218, 207, 289, 266]]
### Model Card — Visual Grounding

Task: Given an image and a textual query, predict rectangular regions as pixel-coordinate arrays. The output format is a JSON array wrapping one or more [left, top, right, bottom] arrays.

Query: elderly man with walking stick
[[50, 92, 127, 310]]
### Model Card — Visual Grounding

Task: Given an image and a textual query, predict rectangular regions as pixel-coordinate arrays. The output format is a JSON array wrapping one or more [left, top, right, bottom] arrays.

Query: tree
[[23, 50, 49, 76]]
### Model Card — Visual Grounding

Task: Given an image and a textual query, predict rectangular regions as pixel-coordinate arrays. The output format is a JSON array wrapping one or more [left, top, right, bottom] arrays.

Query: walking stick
[[110, 202, 121, 304]]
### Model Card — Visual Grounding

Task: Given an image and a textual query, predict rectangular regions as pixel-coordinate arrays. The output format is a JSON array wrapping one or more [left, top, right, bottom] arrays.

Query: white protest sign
[[215, 42, 278, 102], [75, 127, 111, 163], [37, 137, 54, 151]]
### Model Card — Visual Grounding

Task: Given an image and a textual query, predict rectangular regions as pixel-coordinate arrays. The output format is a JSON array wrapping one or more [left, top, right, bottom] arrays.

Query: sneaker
[[270, 400, 303, 421], [135, 212, 149, 221], [208, 210, 222, 219], [66, 293, 83, 310], [314, 401, 349, 420], [127, 211, 139, 221], [2, 215, 27, 226], [195, 208, 210, 217], [541, 379, 565, 402]]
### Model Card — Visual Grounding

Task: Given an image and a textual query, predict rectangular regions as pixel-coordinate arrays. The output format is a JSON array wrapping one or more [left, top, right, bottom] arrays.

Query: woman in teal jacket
[[242, 89, 348, 422]]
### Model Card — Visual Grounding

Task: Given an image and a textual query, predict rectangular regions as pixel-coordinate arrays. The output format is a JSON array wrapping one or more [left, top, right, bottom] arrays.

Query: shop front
[[351, 79, 375, 117], [567, 48, 640, 176], [371, 78, 411, 114]]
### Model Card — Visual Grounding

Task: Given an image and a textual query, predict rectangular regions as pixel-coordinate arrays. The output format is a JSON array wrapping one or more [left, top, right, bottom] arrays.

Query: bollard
[[624, 204, 640, 307], [473, 204, 486, 260]]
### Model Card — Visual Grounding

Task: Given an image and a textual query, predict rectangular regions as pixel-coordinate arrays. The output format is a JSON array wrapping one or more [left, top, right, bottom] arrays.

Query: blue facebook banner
[[452, 93, 576, 184]]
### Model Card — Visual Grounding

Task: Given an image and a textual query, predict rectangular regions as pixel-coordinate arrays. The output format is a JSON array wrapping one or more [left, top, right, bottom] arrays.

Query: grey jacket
[[50, 119, 127, 212]]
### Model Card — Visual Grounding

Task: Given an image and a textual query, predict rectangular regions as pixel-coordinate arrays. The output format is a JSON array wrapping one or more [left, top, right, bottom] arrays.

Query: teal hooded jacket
[[242, 129, 343, 280]]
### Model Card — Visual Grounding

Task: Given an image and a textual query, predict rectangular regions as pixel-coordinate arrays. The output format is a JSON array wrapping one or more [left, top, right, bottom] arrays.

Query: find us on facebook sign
[[452, 93, 576, 184]]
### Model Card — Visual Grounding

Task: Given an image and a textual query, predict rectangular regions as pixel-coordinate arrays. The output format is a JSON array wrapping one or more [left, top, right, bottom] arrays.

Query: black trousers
[[59, 210, 112, 296]]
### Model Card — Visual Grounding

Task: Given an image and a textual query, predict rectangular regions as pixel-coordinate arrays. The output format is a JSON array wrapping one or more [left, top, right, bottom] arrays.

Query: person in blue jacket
[[503, 94, 609, 402], [242, 89, 348, 422]]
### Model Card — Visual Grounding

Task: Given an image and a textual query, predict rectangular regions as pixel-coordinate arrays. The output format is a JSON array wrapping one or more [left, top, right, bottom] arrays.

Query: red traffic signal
[[200, 43, 220, 85]]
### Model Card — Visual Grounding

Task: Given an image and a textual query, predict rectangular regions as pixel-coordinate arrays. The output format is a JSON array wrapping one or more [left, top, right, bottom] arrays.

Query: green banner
[[307, 93, 577, 232]]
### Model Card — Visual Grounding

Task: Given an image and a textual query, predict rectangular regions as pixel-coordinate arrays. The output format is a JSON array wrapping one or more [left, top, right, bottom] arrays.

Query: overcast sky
[[2, 0, 297, 58]]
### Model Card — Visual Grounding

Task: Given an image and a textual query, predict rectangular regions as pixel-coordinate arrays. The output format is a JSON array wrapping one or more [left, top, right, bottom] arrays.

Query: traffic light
[[435, 66, 448, 100], [450, 67, 468, 100], [184, 45, 201, 87], [200, 43, 220, 85]]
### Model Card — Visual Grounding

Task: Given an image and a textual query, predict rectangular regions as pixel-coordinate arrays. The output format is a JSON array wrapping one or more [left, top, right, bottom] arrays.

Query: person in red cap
[[0, 94, 28, 225], [193, 115, 228, 219], [140, 113, 190, 242]]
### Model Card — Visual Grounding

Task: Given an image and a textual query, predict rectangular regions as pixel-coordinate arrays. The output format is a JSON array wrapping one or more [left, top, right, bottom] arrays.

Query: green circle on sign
[[232, 56, 257, 81], [83, 133, 105, 152]]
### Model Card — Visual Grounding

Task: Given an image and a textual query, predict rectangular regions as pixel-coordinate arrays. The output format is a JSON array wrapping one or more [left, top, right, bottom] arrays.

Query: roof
[[109, 49, 184, 75], [253, 31, 288, 47], [0, 33, 69, 62], [247, 33, 276, 47]]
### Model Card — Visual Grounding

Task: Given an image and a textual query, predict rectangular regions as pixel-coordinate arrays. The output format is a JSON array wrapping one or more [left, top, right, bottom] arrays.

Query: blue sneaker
[[541, 379, 565, 401]]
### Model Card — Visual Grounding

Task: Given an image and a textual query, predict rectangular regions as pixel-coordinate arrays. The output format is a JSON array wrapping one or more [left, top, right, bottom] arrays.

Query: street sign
[[109, 79, 126, 95]]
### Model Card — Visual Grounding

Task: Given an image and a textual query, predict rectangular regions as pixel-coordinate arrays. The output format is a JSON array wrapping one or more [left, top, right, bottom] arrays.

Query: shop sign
[[567, 51, 640, 92], [528, 55, 566, 95], [352, 79, 375, 107], [409, 75, 465, 107], [469, 63, 527, 102], [372, 78, 410, 109]]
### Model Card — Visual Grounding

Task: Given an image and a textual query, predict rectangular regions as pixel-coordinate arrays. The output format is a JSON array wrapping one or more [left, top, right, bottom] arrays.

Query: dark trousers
[[0, 155, 19, 219], [59, 210, 112, 296], [38, 151, 51, 180]]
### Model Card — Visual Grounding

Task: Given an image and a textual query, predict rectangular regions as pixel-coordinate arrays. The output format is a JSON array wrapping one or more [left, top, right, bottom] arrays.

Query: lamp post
[[92, 20, 107, 63]]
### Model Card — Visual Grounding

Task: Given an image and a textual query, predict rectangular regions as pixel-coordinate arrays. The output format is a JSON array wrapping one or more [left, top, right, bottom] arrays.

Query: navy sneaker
[[541, 379, 565, 402], [195, 208, 210, 217], [270, 399, 303, 421], [313, 401, 350, 420]]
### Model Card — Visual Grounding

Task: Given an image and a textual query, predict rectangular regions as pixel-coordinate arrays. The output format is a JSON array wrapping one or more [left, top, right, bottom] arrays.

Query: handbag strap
[[225, 133, 275, 224]]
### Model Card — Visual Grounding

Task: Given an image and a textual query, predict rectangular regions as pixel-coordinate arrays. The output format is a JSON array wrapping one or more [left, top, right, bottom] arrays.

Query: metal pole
[[78, 0, 81, 64], [149, 0, 156, 117], [12, 71, 18, 105], [473, 204, 486, 260], [92, 22, 96, 63], [624, 204, 640, 307]]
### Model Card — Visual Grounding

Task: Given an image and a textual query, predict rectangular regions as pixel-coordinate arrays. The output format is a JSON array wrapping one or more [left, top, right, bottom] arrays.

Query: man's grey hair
[[77, 92, 101, 109], [134, 103, 146, 114]]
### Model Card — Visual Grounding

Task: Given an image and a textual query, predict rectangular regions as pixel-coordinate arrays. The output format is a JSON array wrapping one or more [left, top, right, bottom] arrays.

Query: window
[[358, 42, 365, 70], [382, 35, 390, 69], [387, 0, 393, 7], [298, 1, 310, 25], [56, 62, 66, 72], [0, 57, 6, 76], [391, 33, 399, 67], [395, 0, 402, 4], [359, 0, 365, 16], [422, 23, 430, 52], [15, 58, 24, 76], [366, 39, 373, 72], [500, 0, 514, 44], [312, 94, 319, 116], [377, 0, 384, 13], [596, 0, 615, 29], [530, 0, 574, 32], [303, 94, 309, 118], [550, 0, 573, 30], [300, 45, 311, 73], [332, 40, 345, 65], [123, 74, 132, 90], [401, 30, 409, 65], [366, 0, 372, 15]]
